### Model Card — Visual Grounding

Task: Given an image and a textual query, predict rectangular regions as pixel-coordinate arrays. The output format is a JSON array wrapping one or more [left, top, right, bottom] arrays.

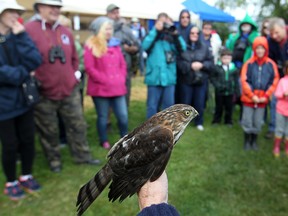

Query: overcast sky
[[203, 0, 260, 20]]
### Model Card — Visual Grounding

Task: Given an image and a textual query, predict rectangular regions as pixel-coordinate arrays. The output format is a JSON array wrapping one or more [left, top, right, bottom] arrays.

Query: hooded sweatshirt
[[228, 13, 259, 65], [177, 9, 194, 44], [25, 15, 79, 100], [240, 36, 279, 108]]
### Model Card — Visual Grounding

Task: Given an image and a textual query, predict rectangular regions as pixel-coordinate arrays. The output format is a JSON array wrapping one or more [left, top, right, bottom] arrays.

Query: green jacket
[[227, 14, 259, 63]]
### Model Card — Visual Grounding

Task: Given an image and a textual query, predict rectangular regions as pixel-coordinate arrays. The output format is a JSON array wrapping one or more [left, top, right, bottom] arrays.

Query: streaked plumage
[[76, 104, 198, 215]]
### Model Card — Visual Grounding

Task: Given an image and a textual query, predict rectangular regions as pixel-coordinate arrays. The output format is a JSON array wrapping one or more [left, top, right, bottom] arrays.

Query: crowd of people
[[0, 0, 288, 214]]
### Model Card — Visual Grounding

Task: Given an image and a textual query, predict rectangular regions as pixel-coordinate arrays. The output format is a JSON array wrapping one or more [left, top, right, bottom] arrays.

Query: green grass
[[1, 77, 288, 216]]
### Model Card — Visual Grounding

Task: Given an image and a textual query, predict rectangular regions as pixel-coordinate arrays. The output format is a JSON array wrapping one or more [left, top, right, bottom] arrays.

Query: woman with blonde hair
[[84, 16, 128, 149]]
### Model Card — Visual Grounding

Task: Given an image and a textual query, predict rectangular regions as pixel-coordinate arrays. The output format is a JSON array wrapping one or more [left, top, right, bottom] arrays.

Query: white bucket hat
[[0, 0, 25, 14], [34, 0, 63, 7], [34, 0, 63, 11]]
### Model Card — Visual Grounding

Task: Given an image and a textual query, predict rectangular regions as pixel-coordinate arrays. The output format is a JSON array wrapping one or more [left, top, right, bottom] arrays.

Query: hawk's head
[[153, 104, 198, 144]]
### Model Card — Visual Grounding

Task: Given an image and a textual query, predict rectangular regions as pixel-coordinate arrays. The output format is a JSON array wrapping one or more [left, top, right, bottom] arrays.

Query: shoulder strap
[[146, 33, 160, 54]]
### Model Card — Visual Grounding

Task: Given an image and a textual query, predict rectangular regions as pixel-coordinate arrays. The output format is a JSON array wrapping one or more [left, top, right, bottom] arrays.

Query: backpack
[[232, 37, 249, 62]]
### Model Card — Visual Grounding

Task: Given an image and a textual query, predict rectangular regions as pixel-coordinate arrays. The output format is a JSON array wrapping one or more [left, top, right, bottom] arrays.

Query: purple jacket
[[84, 41, 127, 97]]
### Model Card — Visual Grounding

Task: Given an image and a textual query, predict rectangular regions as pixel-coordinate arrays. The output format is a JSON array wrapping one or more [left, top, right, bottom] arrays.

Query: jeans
[[179, 82, 207, 125], [92, 96, 128, 144], [146, 85, 175, 119]]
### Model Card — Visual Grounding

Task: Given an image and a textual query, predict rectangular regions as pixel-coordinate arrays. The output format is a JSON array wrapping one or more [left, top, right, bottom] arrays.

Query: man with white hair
[[264, 17, 288, 139]]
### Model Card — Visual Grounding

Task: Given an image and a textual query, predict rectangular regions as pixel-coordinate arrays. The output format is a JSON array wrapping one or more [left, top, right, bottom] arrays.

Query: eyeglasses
[[190, 32, 199, 35], [181, 16, 190, 19]]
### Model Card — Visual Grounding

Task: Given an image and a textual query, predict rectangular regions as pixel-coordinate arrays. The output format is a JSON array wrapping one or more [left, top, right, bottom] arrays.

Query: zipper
[[258, 66, 262, 89]]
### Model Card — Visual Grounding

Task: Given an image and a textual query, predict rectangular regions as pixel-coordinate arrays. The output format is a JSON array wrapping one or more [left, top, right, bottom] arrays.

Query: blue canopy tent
[[182, 0, 235, 23]]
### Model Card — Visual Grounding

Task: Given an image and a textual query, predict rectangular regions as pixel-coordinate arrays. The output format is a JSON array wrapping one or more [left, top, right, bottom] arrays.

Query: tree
[[215, 0, 288, 21]]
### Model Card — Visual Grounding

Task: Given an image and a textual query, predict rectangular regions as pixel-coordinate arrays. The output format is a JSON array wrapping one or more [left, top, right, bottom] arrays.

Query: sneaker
[[265, 131, 274, 139], [76, 159, 101, 165], [102, 141, 111, 149], [196, 125, 204, 131], [4, 181, 25, 201], [19, 176, 41, 193]]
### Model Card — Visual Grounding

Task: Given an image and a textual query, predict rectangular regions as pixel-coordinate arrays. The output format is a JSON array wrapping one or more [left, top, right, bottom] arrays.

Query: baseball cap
[[106, 3, 119, 13]]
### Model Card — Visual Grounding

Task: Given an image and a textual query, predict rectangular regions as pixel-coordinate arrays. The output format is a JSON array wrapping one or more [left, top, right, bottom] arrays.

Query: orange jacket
[[240, 36, 279, 107]]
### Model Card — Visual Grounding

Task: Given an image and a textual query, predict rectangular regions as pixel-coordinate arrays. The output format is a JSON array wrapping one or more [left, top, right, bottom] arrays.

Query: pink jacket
[[84, 45, 127, 97], [274, 75, 288, 117]]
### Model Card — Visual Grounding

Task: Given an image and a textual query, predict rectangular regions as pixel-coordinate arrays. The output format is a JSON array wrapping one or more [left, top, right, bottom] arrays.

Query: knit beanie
[[89, 16, 112, 35]]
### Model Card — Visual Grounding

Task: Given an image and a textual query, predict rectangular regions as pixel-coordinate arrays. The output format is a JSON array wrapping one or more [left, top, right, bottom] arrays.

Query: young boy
[[210, 49, 239, 126], [240, 36, 279, 150]]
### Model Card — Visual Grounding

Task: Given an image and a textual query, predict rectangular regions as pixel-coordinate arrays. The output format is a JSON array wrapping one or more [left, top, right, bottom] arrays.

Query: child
[[211, 49, 239, 126], [240, 36, 279, 150], [273, 61, 288, 157]]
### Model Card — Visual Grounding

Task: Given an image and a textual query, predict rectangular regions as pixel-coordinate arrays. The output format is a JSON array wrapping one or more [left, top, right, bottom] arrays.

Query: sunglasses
[[181, 16, 190, 19], [190, 32, 199, 35]]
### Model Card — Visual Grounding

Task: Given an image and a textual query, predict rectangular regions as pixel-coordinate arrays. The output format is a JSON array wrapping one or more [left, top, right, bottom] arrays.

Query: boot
[[285, 139, 288, 156], [273, 137, 282, 158], [251, 134, 258, 150], [244, 132, 251, 150]]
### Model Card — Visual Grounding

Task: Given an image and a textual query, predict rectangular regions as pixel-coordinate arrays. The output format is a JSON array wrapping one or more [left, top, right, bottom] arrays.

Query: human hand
[[252, 95, 260, 103], [259, 97, 267, 103], [123, 44, 138, 54], [30, 71, 35, 76], [137, 171, 168, 210], [191, 62, 203, 71], [11, 20, 25, 35], [155, 20, 164, 31]]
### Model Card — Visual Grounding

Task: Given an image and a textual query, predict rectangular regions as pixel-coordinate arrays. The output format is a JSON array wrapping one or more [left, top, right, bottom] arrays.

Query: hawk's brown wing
[[107, 125, 174, 202]]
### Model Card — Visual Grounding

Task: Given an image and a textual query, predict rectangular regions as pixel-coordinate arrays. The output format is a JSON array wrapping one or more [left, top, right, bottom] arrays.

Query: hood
[[29, 13, 60, 30], [239, 13, 258, 32], [252, 36, 269, 64], [178, 9, 191, 24]]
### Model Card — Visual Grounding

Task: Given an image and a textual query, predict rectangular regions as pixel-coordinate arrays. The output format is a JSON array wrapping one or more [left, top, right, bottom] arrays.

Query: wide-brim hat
[[34, 0, 63, 11], [0, 0, 25, 14]]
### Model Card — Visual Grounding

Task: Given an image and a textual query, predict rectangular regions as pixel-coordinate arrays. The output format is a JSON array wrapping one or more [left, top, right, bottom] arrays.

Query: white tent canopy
[[61, 0, 198, 21]]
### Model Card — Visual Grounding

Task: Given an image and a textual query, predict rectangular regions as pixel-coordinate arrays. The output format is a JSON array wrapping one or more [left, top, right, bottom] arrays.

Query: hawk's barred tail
[[76, 164, 113, 216]]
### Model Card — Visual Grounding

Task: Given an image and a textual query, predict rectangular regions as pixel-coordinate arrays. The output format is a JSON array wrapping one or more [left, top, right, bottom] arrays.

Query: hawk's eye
[[184, 110, 191, 116]]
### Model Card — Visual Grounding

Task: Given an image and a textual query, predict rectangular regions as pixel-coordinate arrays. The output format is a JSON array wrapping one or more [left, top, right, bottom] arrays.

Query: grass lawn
[[1, 76, 288, 216]]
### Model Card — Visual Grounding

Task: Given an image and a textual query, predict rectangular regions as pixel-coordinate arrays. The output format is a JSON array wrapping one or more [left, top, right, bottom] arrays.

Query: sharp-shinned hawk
[[76, 104, 198, 215]]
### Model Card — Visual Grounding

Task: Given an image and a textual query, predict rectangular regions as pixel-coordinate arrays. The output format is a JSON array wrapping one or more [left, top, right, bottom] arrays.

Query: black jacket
[[177, 40, 213, 85], [210, 63, 240, 96]]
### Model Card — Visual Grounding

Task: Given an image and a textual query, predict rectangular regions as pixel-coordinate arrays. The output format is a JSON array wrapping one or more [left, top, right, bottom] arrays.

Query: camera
[[121, 39, 133, 46], [165, 51, 175, 64], [49, 45, 66, 64], [191, 71, 204, 85], [163, 22, 176, 33]]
